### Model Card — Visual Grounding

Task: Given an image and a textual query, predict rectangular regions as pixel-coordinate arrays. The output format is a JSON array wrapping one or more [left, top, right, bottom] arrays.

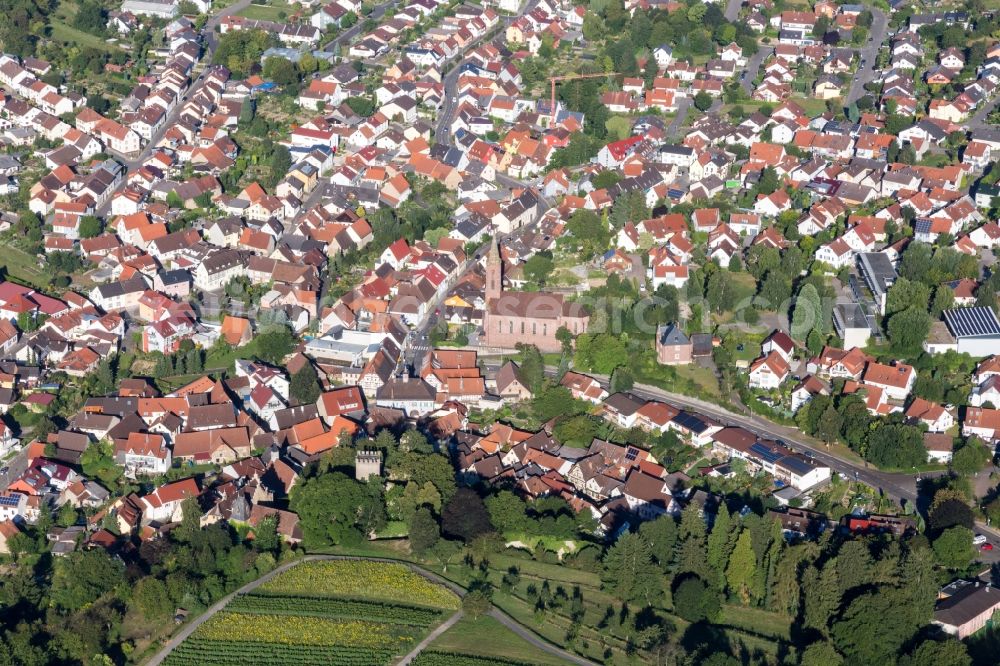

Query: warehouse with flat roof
[[943, 307, 1000, 356]]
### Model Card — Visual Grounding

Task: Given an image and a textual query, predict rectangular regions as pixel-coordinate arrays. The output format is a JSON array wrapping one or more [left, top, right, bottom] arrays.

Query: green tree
[[291, 472, 386, 547], [254, 325, 295, 365], [485, 491, 526, 536], [345, 96, 376, 117], [50, 550, 125, 612], [791, 283, 822, 341], [932, 526, 975, 569], [706, 503, 735, 587], [610, 366, 634, 393], [289, 364, 321, 406], [523, 252, 555, 285], [672, 575, 720, 622], [78, 216, 102, 238], [516, 344, 545, 392], [888, 307, 931, 354], [74, 0, 106, 34], [567, 209, 610, 253], [266, 145, 292, 190], [816, 404, 843, 444], [832, 589, 919, 664], [951, 437, 990, 477], [801, 641, 843, 666], [462, 587, 493, 618], [603, 532, 662, 604], [130, 577, 172, 619], [802, 563, 840, 634], [725, 529, 757, 605], [899, 638, 971, 666], [387, 451, 457, 503], [640, 514, 678, 573], [693, 90, 713, 112], [886, 277, 930, 316], [865, 423, 926, 468], [408, 506, 440, 556], [931, 286, 955, 317], [263, 57, 299, 86]]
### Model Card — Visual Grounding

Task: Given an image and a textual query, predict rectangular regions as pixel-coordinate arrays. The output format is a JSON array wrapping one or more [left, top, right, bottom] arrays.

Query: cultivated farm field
[[163, 560, 460, 665]]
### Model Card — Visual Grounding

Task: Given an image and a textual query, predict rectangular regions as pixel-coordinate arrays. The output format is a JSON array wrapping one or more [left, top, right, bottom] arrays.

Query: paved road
[[968, 93, 1000, 130], [96, 0, 254, 217], [666, 96, 693, 139], [398, 610, 464, 665], [145, 554, 599, 666], [724, 0, 742, 22], [845, 8, 887, 106], [322, 0, 399, 53], [741, 45, 771, 95]]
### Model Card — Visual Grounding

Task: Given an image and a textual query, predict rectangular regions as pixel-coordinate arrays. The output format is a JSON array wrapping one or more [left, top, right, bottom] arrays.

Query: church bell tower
[[485, 236, 502, 302]]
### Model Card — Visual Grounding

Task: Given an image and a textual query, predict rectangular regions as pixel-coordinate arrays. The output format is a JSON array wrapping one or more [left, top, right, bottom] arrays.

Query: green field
[[426, 615, 572, 666]]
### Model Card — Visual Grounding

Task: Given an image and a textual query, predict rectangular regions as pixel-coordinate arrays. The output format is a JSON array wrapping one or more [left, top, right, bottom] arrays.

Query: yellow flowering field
[[259, 560, 460, 610], [195, 612, 414, 649]]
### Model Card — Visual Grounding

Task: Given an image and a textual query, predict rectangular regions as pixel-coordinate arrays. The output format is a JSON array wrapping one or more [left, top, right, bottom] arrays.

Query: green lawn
[[487, 553, 601, 587], [718, 605, 792, 641], [238, 2, 298, 21], [50, 20, 119, 52], [1, 246, 49, 289], [428, 615, 572, 666]]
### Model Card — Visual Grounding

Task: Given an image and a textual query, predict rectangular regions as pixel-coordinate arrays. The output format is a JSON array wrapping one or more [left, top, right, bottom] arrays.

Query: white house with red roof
[[905, 398, 954, 433], [561, 371, 608, 404], [0, 281, 68, 323], [380, 238, 411, 270], [597, 136, 643, 169], [762, 330, 795, 362], [862, 361, 916, 402], [749, 351, 790, 389]]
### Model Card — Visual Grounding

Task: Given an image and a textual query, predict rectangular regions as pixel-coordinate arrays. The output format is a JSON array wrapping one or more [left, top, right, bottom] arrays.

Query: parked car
[[981, 543, 994, 552], [973, 534, 988, 545]]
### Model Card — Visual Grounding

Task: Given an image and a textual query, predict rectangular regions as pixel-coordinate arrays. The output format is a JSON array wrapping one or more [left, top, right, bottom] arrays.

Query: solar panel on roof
[[673, 412, 705, 431], [625, 447, 639, 461], [749, 442, 784, 464], [0, 494, 22, 507], [944, 307, 1000, 338]]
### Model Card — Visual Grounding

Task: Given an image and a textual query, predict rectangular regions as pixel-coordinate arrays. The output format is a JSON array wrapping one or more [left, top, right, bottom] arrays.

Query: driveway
[[845, 8, 888, 106]]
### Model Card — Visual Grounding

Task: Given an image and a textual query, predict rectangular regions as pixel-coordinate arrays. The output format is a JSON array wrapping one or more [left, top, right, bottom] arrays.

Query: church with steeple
[[482, 237, 589, 352]]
